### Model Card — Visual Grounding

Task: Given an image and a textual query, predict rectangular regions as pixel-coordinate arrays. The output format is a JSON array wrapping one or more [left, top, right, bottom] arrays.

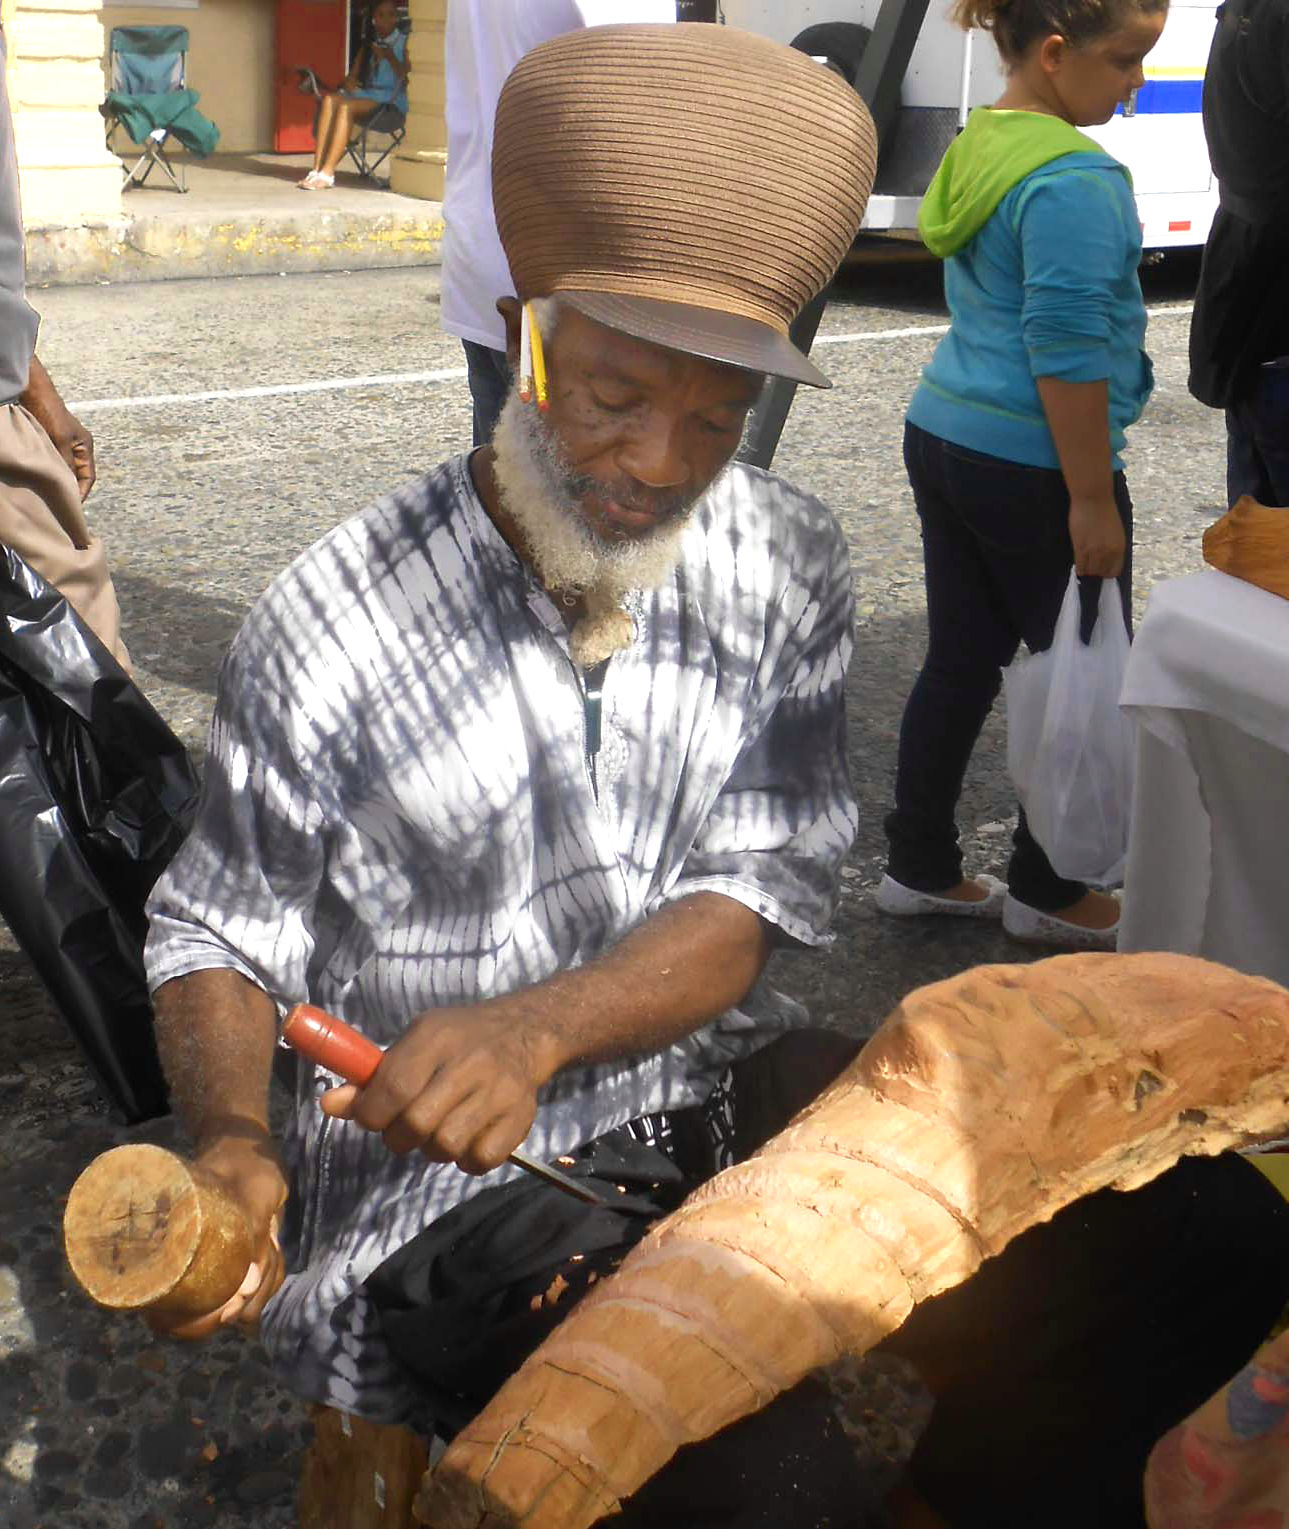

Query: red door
[[274, 0, 348, 153]]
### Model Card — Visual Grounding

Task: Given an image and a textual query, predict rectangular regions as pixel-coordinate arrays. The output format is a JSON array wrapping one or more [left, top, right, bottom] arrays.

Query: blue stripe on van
[[1117, 78, 1204, 114]]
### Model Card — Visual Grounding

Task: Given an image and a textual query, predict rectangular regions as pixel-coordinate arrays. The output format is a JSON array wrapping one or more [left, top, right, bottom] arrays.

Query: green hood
[[919, 109, 1108, 257]]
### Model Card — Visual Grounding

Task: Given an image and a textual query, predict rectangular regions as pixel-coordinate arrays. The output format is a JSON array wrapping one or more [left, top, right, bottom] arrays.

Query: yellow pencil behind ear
[[527, 302, 550, 410]]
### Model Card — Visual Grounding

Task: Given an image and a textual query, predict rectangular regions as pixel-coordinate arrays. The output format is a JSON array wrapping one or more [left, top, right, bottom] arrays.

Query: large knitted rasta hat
[[492, 23, 878, 388]]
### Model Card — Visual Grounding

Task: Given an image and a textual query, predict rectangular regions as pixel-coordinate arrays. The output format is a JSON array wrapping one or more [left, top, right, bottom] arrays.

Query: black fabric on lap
[[365, 1030, 883, 1524], [367, 1129, 691, 1437]]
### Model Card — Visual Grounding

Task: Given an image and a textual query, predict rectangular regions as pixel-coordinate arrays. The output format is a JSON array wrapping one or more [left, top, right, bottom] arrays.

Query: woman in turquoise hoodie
[[877, 0, 1163, 946]]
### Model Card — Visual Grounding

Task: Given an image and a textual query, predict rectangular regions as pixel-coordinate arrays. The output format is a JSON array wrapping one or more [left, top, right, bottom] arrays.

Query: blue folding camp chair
[[102, 26, 194, 193], [346, 98, 407, 183]]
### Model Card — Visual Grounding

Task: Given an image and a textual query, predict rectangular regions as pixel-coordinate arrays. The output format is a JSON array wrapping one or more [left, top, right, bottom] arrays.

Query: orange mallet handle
[[282, 1002, 383, 1087]]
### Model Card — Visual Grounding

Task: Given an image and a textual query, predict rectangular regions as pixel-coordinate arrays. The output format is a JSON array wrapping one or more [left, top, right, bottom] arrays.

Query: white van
[[723, 0, 1217, 249]]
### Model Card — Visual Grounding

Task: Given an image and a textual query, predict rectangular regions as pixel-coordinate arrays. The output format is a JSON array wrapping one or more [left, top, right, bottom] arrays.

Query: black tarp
[[0, 546, 198, 1122]]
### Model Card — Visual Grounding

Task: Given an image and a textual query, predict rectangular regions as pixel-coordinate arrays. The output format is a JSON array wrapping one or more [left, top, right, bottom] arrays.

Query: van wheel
[[788, 21, 872, 86]]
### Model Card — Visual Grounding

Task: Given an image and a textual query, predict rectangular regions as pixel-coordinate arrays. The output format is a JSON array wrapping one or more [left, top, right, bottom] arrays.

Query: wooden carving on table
[[417, 952, 1289, 1529], [1203, 496, 1289, 601]]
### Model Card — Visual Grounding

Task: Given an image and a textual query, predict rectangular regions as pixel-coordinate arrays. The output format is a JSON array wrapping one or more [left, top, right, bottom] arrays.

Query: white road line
[[814, 323, 950, 345], [69, 365, 469, 413], [67, 303, 1194, 413], [814, 301, 1192, 348]]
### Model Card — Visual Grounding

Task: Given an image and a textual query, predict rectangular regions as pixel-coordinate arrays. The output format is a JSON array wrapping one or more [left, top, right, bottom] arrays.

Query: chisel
[[281, 1003, 604, 1206]]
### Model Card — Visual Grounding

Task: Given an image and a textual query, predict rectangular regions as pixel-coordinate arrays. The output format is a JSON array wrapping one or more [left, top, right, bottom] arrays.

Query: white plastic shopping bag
[[1004, 572, 1134, 884]]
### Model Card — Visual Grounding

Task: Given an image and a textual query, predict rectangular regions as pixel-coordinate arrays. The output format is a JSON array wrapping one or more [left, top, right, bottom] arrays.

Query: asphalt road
[[0, 251, 1220, 1527]]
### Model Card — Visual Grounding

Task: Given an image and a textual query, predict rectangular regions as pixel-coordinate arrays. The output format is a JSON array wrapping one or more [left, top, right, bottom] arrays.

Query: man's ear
[[497, 297, 522, 371]]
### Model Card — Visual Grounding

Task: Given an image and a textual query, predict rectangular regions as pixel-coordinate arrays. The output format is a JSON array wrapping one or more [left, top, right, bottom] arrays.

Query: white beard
[[490, 390, 701, 610]]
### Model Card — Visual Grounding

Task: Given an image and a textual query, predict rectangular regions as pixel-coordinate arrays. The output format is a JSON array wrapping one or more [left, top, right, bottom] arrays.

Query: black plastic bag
[[0, 546, 199, 1122]]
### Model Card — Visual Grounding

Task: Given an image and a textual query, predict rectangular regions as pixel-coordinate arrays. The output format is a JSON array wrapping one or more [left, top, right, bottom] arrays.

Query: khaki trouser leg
[[0, 403, 130, 672]]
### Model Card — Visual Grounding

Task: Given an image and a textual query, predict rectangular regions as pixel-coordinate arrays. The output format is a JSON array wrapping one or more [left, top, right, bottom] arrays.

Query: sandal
[[1002, 893, 1120, 950], [875, 873, 1006, 919]]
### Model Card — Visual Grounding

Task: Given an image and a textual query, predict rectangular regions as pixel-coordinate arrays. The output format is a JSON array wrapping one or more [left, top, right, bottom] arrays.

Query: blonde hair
[[952, 0, 1167, 63]]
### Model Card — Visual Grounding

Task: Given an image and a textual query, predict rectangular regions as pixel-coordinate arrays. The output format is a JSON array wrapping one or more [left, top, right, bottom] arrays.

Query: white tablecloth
[[1119, 569, 1289, 984]]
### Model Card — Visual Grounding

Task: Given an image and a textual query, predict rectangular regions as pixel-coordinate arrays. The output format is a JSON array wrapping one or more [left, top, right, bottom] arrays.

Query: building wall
[[389, 0, 444, 200], [1, 0, 444, 231], [8, 0, 122, 228], [101, 0, 273, 152]]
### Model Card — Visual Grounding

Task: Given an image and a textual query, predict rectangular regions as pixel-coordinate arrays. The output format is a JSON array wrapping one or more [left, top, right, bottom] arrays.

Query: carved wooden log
[[63, 1143, 254, 1319], [418, 953, 1289, 1529]]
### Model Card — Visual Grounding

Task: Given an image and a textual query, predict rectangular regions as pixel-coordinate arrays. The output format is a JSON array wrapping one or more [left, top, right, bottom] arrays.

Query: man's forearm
[[499, 891, 773, 1085], [19, 354, 55, 413], [320, 891, 775, 1171], [152, 968, 278, 1144], [148, 969, 288, 1338], [19, 352, 97, 504]]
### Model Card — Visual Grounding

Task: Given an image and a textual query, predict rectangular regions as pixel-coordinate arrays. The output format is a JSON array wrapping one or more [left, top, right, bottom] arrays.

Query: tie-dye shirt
[[144, 452, 857, 1419]]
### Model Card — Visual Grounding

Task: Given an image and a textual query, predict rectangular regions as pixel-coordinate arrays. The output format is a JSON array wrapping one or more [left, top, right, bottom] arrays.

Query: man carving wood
[[131, 21, 1289, 1529]]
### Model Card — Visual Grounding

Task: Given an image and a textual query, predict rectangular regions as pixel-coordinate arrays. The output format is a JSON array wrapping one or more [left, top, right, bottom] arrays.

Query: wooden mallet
[[60, 1004, 358, 1319], [63, 1142, 258, 1320]]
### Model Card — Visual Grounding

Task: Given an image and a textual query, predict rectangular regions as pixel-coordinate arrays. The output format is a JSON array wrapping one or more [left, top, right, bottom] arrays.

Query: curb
[[26, 205, 445, 287]]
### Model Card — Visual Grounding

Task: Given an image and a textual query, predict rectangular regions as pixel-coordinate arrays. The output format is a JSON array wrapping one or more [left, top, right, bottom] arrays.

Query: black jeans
[[1226, 364, 1289, 508], [461, 339, 510, 447], [884, 421, 1133, 912]]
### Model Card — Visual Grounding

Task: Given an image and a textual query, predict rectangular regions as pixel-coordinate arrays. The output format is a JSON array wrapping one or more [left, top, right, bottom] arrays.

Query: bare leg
[[311, 95, 342, 171], [317, 97, 379, 177]]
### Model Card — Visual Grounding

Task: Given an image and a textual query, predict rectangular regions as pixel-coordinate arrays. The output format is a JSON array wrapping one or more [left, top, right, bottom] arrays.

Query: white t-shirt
[[0, 27, 39, 402], [439, 0, 676, 352]]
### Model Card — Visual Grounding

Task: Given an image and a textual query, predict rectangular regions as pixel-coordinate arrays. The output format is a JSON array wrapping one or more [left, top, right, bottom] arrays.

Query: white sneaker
[[1002, 893, 1120, 950], [875, 873, 1006, 919]]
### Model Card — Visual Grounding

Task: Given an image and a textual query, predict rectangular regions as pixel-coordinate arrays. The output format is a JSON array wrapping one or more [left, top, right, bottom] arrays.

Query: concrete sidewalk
[[27, 153, 444, 289]]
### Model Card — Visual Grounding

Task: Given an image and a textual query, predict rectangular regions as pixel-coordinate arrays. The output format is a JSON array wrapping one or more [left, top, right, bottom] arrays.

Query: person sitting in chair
[[299, 0, 408, 191]]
